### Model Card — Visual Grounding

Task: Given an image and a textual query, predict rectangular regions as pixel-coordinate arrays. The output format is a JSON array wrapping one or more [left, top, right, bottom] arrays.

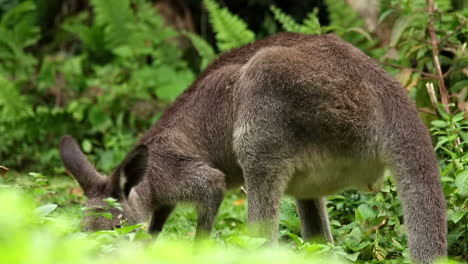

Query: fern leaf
[[183, 32, 216, 70], [0, 1, 39, 80], [203, 0, 255, 51], [346, 27, 372, 42], [90, 0, 135, 48], [271, 6, 322, 35], [324, 0, 369, 40], [0, 76, 33, 123], [302, 11, 322, 34], [270, 6, 302, 33], [0, 1, 39, 49]]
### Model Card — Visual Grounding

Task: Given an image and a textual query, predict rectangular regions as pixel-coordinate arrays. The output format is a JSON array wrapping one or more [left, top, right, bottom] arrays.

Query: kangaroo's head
[[59, 135, 149, 231]]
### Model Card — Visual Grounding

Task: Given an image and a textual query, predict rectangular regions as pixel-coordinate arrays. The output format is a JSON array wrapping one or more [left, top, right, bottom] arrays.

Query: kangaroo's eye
[[114, 224, 122, 229]]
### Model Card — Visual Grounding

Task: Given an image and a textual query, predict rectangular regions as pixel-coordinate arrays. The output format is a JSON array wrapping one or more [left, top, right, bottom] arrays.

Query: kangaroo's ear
[[112, 145, 149, 197], [60, 135, 106, 196]]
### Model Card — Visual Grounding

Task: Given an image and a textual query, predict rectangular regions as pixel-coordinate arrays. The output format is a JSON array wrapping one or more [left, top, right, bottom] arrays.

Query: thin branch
[[427, 0, 450, 113], [418, 107, 437, 116], [443, 68, 453, 78], [427, 1, 462, 150], [380, 61, 437, 78], [438, 24, 464, 45]]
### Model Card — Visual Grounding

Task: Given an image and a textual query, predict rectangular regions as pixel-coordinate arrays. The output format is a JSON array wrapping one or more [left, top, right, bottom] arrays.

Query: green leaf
[[0, 1, 40, 49], [452, 112, 465, 123], [113, 45, 133, 58], [82, 139, 93, 153], [378, 9, 394, 24], [184, 31, 217, 70], [437, 105, 451, 121], [204, 0, 255, 51], [450, 80, 468, 93], [434, 136, 449, 150], [87, 106, 112, 132], [131, 231, 152, 241], [348, 226, 363, 240], [270, 5, 302, 33], [154, 68, 194, 101], [86, 211, 113, 219], [431, 120, 448, 128], [35, 204, 58, 217], [226, 235, 267, 249], [355, 204, 376, 222], [29, 172, 46, 179], [390, 15, 414, 47], [450, 210, 465, 224], [302, 11, 322, 34], [340, 251, 360, 262], [115, 224, 143, 235], [460, 130, 468, 144], [90, 0, 135, 48], [104, 197, 123, 211], [0, 76, 33, 122], [300, 242, 329, 253], [455, 170, 468, 196], [285, 232, 304, 246], [345, 27, 373, 42]]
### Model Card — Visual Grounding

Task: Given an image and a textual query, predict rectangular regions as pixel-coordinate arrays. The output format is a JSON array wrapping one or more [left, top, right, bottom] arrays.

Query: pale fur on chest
[[285, 149, 386, 198]]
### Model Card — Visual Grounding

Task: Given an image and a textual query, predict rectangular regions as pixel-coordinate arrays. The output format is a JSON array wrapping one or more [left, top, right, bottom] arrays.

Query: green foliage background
[[0, 0, 466, 263]]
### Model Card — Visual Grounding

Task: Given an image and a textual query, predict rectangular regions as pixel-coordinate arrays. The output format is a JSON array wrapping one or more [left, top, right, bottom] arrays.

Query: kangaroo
[[60, 32, 447, 263]]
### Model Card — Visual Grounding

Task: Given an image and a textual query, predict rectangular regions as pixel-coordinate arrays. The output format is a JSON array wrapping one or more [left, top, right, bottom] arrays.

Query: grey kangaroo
[[60, 33, 446, 263]]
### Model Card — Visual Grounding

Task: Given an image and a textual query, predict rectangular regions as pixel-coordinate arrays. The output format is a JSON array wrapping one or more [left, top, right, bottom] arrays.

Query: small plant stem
[[418, 107, 437, 116], [380, 61, 436, 78], [426, 0, 462, 150], [427, 0, 450, 113], [438, 24, 464, 45]]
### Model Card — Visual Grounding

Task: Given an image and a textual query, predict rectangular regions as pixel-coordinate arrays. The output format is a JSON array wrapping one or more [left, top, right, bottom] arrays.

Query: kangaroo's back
[[140, 33, 318, 134]]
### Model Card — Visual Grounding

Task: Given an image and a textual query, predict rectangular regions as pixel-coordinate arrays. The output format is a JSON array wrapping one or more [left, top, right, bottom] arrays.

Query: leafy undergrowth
[[0, 172, 461, 264]]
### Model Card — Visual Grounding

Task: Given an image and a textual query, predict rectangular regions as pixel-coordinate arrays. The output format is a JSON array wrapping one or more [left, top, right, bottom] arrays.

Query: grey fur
[[60, 33, 446, 263]]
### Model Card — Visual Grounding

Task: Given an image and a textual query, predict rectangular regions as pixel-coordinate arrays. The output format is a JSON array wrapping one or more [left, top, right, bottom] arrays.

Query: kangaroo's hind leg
[[148, 205, 175, 234], [296, 198, 333, 244], [234, 46, 313, 243]]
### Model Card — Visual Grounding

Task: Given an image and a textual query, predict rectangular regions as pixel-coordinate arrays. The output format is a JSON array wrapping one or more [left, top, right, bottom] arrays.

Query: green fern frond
[[346, 27, 372, 42], [90, 0, 135, 48], [324, 0, 366, 36], [324, 0, 376, 48], [0, 1, 39, 80], [270, 6, 302, 33], [62, 15, 110, 57], [183, 32, 216, 70], [0, 1, 39, 48], [271, 6, 322, 35], [0, 76, 33, 123], [302, 11, 322, 34], [203, 0, 255, 51]]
